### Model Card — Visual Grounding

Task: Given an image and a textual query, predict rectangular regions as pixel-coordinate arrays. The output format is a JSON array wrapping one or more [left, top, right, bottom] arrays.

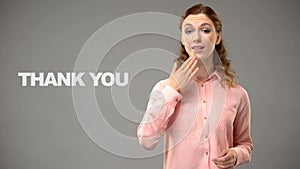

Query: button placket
[[200, 83, 208, 124]]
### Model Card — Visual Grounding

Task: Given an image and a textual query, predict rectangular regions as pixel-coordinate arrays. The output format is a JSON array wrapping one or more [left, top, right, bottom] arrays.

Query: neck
[[195, 54, 215, 82]]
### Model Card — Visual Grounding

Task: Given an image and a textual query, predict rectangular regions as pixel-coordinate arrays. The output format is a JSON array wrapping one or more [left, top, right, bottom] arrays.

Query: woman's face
[[181, 14, 221, 61]]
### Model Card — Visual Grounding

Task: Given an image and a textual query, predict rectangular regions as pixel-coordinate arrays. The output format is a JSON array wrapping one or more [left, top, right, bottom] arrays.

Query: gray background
[[1, 0, 300, 169]]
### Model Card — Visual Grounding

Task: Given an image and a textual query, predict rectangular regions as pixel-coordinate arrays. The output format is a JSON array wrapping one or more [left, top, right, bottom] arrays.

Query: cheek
[[182, 33, 217, 46], [181, 34, 192, 46], [204, 34, 217, 45], [181, 34, 193, 55]]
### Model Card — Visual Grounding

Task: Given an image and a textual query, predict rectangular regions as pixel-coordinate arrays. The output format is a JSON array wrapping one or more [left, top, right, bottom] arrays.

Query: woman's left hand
[[212, 149, 237, 169]]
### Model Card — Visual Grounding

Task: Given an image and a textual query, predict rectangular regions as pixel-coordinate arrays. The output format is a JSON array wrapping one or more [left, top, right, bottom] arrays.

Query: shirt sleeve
[[231, 87, 254, 166], [137, 80, 182, 150]]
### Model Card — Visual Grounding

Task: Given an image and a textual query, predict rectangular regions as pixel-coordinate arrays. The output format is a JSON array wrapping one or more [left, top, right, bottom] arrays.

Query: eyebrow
[[184, 23, 212, 27]]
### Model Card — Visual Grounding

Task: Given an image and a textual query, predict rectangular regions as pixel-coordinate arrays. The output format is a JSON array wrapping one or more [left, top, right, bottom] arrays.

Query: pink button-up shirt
[[137, 72, 253, 169]]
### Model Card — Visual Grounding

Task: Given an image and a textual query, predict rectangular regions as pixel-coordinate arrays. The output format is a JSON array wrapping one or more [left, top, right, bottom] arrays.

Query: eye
[[201, 29, 211, 34], [184, 29, 194, 34]]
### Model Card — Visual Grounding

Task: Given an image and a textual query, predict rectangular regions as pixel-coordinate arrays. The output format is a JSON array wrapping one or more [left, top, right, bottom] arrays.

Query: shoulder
[[227, 84, 250, 102], [234, 84, 249, 95], [236, 85, 250, 100]]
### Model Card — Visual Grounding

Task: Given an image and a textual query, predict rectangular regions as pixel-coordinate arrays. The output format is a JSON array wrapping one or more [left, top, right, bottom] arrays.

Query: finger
[[188, 67, 199, 81], [181, 56, 195, 70], [182, 57, 196, 72], [216, 162, 235, 169], [214, 158, 236, 165], [185, 59, 198, 75], [213, 155, 231, 162], [213, 158, 236, 169], [213, 150, 231, 162], [171, 62, 178, 74], [190, 58, 198, 71], [184, 58, 198, 77], [213, 159, 235, 168]]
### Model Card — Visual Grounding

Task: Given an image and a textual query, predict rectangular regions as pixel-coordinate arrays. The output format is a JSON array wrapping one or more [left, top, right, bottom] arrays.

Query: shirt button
[[201, 84, 204, 87], [204, 117, 207, 120], [206, 152, 209, 155], [175, 98, 179, 102], [205, 135, 208, 138], [203, 100, 206, 103]]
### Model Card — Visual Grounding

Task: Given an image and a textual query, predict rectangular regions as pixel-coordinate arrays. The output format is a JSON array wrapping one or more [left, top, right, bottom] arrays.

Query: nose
[[193, 31, 201, 43]]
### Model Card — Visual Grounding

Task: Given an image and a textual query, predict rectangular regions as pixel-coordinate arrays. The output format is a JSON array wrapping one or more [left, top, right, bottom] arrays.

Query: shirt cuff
[[162, 85, 182, 106], [230, 147, 242, 166]]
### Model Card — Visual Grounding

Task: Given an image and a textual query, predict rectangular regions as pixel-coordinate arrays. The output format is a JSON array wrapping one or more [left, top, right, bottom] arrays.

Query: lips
[[191, 45, 205, 53], [192, 45, 204, 50]]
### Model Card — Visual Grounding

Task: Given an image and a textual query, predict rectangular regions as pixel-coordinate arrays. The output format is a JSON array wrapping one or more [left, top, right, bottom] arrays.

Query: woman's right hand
[[168, 56, 199, 92]]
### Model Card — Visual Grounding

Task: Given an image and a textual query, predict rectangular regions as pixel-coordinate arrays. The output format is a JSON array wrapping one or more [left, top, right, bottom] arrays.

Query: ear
[[216, 32, 222, 45]]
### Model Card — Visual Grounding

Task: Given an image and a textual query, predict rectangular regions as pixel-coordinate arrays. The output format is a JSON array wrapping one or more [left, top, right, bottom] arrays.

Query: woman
[[137, 3, 253, 169]]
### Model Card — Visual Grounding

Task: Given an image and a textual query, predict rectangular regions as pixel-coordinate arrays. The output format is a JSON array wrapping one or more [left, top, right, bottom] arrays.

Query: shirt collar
[[193, 68, 224, 84]]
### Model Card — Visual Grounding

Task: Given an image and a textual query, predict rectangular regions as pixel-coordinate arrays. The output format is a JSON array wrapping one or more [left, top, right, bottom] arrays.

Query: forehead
[[183, 14, 214, 27]]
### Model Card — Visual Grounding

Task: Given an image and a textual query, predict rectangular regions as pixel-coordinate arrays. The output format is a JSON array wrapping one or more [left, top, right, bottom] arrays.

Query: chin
[[194, 53, 208, 60]]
